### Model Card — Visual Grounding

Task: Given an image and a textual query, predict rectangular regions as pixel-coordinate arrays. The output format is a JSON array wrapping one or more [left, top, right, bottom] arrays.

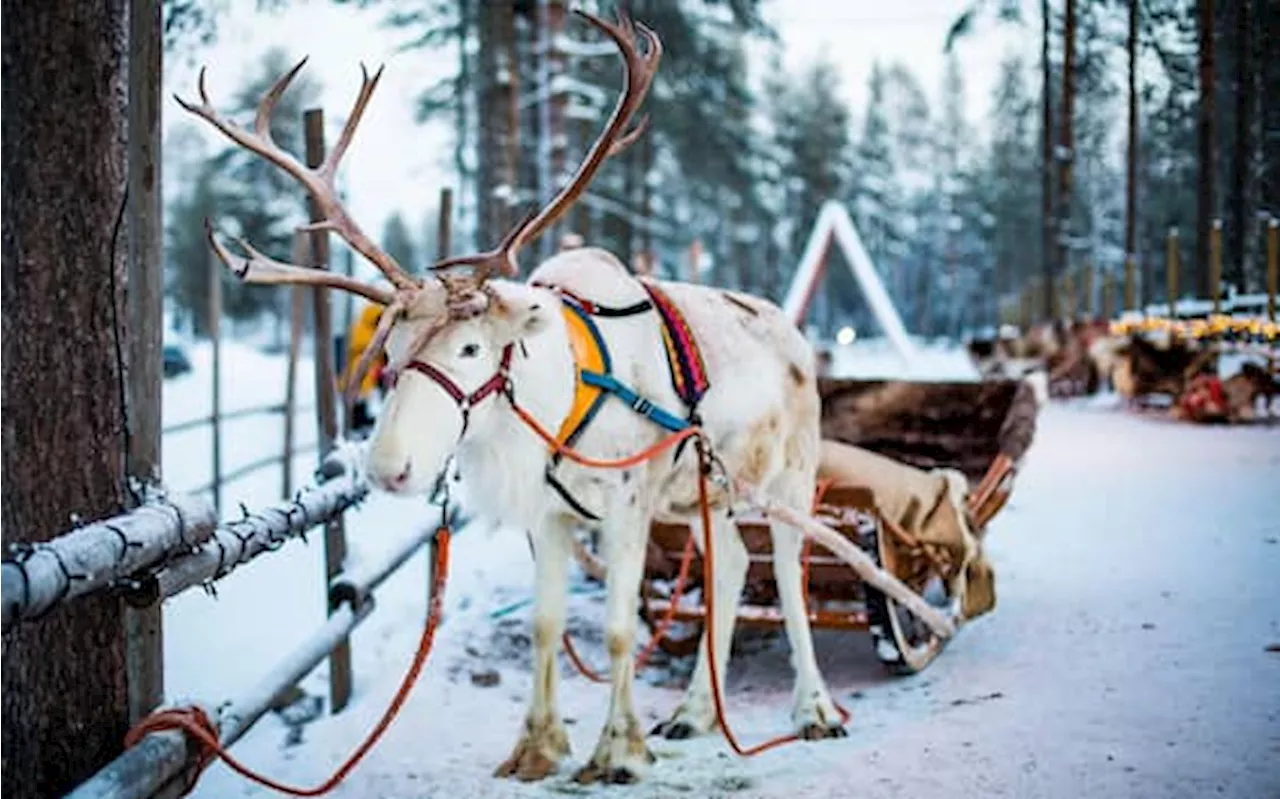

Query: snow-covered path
[[182, 401, 1280, 799]]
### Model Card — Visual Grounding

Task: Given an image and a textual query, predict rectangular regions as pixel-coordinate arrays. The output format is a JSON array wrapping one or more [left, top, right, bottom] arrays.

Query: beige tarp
[[818, 440, 996, 621]]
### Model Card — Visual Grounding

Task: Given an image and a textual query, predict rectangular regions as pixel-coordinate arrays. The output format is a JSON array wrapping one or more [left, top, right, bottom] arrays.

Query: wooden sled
[[636, 377, 1039, 675]]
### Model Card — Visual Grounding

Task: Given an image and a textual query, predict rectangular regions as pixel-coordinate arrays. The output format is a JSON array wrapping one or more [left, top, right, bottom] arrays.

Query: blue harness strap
[[579, 370, 692, 432]]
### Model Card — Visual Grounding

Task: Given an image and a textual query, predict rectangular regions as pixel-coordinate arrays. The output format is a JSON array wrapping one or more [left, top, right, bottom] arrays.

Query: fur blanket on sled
[[817, 439, 996, 622]]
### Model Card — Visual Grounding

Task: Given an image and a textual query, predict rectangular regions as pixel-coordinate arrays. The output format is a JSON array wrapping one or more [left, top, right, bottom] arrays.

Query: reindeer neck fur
[[450, 283, 576, 530]]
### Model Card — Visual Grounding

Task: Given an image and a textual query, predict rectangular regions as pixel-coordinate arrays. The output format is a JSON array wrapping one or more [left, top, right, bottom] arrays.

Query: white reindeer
[[181, 8, 846, 785]]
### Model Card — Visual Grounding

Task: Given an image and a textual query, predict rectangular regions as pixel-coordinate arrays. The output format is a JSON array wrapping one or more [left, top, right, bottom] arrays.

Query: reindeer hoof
[[494, 721, 569, 782], [798, 722, 848, 741], [573, 762, 642, 785], [494, 750, 558, 782], [650, 720, 698, 740]]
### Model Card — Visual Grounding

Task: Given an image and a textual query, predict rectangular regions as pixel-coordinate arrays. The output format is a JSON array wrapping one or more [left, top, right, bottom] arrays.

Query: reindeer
[[180, 8, 846, 785]]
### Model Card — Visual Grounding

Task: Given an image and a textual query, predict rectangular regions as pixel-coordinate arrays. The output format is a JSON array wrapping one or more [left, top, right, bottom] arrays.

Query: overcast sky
[[164, 0, 1037, 244]]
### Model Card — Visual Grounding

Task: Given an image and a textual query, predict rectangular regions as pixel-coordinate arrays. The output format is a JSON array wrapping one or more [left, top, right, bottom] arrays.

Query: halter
[[392, 343, 516, 436]]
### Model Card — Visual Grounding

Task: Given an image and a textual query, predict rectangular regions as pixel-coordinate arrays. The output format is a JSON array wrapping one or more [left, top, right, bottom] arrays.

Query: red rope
[[123, 529, 453, 797]]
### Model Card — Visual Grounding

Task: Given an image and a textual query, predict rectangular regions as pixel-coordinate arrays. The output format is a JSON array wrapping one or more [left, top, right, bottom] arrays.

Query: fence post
[[304, 107, 353, 714], [283, 233, 308, 499], [1210, 218, 1222, 313], [687, 238, 702, 284], [1101, 271, 1114, 321], [1268, 218, 1277, 323], [1166, 227, 1180, 318], [208, 242, 223, 517], [1082, 261, 1094, 319], [124, 0, 165, 724], [1061, 270, 1076, 320], [429, 188, 453, 603], [1124, 254, 1137, 313]]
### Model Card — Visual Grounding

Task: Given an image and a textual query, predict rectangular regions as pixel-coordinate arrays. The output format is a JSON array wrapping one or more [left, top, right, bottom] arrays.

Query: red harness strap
[[392, 344, 515, 434]]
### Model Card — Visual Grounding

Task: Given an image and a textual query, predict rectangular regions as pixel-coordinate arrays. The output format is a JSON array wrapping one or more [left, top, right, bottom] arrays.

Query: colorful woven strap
[[640, 280, 711, 410]]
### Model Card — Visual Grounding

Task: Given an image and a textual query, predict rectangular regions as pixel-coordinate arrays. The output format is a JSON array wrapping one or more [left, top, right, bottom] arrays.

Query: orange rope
[[123, 529, 453, 797], [510, 401, 699, 469]]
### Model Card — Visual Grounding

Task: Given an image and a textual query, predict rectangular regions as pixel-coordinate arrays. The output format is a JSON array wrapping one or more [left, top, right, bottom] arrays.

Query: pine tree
[[381, 212, 419, 274]]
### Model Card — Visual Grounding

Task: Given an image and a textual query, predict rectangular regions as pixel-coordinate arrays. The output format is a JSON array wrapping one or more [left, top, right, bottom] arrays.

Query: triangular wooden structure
[[782, 200, 919, 366]]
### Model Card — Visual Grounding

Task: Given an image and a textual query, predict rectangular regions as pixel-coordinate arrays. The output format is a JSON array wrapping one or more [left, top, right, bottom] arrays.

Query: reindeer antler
[[432, 7, 662, 280], [177, 59, 419, 295]]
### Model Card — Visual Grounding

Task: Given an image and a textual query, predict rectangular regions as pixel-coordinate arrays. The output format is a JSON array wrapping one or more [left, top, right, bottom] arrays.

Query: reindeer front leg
[[495, 521, 572, 781], [574, 507, 655, 784]]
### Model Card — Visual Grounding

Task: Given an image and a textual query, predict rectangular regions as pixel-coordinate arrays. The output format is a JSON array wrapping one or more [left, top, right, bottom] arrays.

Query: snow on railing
[[1, 492, 217, 633], [0, 441, 371, 634], [67, 444, 438, 799]]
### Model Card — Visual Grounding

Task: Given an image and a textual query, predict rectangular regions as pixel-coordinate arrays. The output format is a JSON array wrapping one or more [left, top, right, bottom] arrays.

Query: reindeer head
[[180, 7, 662, 495]]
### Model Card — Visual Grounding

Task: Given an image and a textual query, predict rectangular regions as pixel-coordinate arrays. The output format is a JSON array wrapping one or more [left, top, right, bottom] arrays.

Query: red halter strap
[[397, 343, 515, 435]]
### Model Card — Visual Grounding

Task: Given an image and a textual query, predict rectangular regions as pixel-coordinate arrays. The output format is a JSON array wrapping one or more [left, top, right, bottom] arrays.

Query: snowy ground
[[160, 339, 1280, 799]]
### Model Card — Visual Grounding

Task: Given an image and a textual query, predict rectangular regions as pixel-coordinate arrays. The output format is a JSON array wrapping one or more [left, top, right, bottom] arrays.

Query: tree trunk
[[1, 1, 131, 797], [1126, 0, 1139, 282], [1226, 0, 1256, 292], [1040, 0, 1055, 320], [1197, 0, 1217, 299], [477, 1, 519, 246], [1057, 0, 1076, 313], [1262, 0, 1280, 238]]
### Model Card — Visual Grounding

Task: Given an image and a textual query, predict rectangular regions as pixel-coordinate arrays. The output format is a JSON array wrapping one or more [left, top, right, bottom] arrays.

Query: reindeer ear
[[491, 290, 553, 343]]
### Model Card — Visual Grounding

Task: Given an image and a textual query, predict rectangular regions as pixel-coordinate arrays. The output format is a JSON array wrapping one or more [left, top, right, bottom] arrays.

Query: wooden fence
[[1005, 216, 1280, 327], [40, 175, 456, 797]]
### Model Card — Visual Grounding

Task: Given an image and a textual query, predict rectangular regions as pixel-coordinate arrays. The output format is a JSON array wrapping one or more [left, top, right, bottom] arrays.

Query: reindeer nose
[[376, 459, 413, 493]]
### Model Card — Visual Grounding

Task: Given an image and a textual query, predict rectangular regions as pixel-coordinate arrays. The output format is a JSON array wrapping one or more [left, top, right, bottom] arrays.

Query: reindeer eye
[[459, 343, 480, 358]]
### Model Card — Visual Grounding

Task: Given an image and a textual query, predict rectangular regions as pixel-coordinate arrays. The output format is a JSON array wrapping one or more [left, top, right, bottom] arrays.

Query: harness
[[400, 278, 711, 521]]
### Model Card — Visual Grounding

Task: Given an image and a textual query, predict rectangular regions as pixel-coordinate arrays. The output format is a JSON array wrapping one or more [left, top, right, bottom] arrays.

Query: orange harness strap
[[123, 530, 453, 797]]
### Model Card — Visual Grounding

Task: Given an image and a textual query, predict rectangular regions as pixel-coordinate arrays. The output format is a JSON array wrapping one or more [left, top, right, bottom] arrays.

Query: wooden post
[[124, 0, 165, 725], [208, 245, 223, 517], [1166, 227, 1180, 318], [1125, 254, 1137, 312], [1020, 282, 1033, 331], [1268, 219, 1277, 322], [437, 187, 453, 259], [1062, 270, 1076, 320], [1102, 271, 1115, 320], [687, 238, 702, 284], [1082, 262, 1095, 318], [1209, 218, 1223, 312], [283, 233, 308, 500], [304, 108, 353, 714]]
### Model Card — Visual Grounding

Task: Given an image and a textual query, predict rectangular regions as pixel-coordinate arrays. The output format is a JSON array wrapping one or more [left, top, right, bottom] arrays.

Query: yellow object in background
[[341, 303, 386, 398]]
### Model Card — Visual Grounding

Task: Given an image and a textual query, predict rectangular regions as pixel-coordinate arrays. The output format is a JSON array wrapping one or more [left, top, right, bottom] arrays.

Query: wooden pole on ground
[[1166, 227, 1180, 318], [124, 0, 165, 725], [304, 107, 352, 714]]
